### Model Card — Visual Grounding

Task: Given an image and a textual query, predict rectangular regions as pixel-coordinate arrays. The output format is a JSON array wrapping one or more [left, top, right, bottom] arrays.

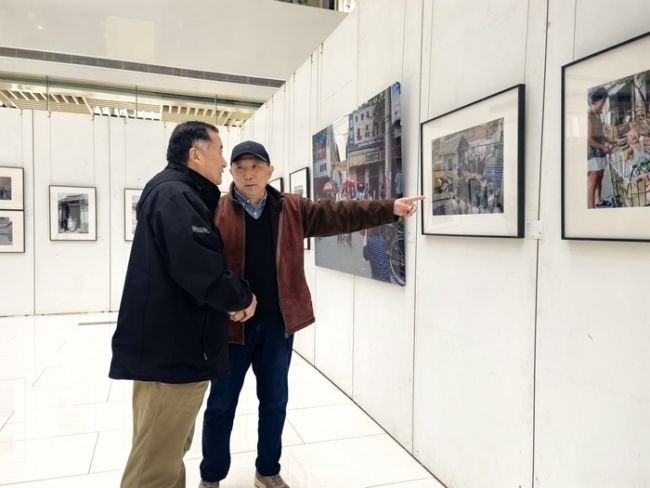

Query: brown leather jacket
[[215, 183, 397, 344]]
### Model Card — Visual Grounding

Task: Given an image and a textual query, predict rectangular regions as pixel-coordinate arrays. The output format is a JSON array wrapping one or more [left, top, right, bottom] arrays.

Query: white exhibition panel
[[34, 112, 110, 314], [250, 104, 270, 152], [0, 109, 34, 316], [413, 1, 538, 487], [313, 267, 354, 396], [309, 6, 360, 399], [290, 61, 318, 364], [108, 117, 128, 311], [319, 7, 359, 126], [427, 0, 530, 119], [109, 118, 169, 311], [350, 0, 418, 451], [269, 88, 287, 176], [534, 0, 650, 486], [219, 127, 241, 192], [291, 59, 314, 168], [356, 0, 406, 102], [0, 111, 237, 316]]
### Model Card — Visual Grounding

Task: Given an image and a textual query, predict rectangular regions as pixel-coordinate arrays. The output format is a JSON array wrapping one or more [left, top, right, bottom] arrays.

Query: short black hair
[[589, 87, 609, 104], [166, 121, 218, 165]]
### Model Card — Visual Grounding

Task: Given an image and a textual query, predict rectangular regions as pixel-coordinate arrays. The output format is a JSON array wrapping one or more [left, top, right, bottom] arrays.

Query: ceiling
[[0, 0, 349, 125], [0, 75, 261, 127]]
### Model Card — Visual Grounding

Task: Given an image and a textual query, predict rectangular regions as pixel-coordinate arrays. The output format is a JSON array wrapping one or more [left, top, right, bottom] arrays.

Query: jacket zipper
[[201, 311, 208, 360], [240, 206, 246, 345], [276, 211, 289, 338]]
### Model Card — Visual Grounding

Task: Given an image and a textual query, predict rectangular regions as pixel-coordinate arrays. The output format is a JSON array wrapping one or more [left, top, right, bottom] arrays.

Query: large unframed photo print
[[421, 85, 525, 238], [49, 186, 97, 241], [562, 31, 650, 241], [0, 167, 24, 210], [312, 82, 405, 286]]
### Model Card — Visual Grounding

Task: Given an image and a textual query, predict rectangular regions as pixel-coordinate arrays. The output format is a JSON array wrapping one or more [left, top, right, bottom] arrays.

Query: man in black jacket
[[109, 121, 256, 488]]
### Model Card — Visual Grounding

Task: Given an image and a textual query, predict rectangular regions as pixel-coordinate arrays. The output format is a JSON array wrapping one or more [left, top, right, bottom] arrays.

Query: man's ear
[[189, 146, 201, 165], [268, 164, 275, 178]]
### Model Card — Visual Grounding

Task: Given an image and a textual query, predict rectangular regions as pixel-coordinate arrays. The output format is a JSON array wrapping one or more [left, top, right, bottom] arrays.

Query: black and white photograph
[[563, 31, 650, 241], [49, 186, 97, 241], [0, 167, 24, 210], [124, 189, 142, 241], [289, 167, 311, 250], [421, 84, 525, 238], [0, 210, 25, 253], [269, 177, 284, 192], [312, 82, 405, 285]]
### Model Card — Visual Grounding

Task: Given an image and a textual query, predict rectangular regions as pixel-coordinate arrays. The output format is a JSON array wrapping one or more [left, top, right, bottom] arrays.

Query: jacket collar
[[167, 162, 222, 213], [228, 182, 283, 212]]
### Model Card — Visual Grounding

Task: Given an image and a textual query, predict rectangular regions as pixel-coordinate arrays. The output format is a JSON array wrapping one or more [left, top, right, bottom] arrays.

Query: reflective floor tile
[[287, 378, 352, 410], [372, 479, 447, 488], [287, 403, 383, 443], [0, 400, 131, 442], [279, 435, 431, 488], [0, 432, 97, 485]]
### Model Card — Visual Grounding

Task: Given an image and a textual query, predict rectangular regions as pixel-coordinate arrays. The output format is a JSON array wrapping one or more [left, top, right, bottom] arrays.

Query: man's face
[[190, 130, 227, 186], [230, 155, 274, 201]]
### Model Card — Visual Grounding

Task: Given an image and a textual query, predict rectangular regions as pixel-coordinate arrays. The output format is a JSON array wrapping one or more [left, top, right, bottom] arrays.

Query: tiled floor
[[0, 313, 444, 488]]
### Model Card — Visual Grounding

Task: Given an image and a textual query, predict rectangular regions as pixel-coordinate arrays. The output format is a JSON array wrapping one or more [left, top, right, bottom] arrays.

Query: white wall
[[244, 0, 650, 488], [535, 1, 650, 487], [0, 109, 34, 316], [0, 111, 238, 316]]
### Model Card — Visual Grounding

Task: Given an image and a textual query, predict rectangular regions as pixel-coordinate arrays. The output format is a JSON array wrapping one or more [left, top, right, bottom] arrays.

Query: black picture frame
[[561, 31, 650, 241], [0, 210, 25, 253], [0, 166, 24, 211], [49, 185, 97, 241], [269, 177, 284, 192], [420, 84, 525, 238], [124, 189, 142, 242], [289, 167, 311, 250]]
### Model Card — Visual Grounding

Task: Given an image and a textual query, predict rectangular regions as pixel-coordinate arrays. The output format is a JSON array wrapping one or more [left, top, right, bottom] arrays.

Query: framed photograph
[[0, 167, 24, 210], [421, 84, 525, 238], [289, 167, 311, 250], [49, 186, 97, 241], [269, 177, 284, 192], [562, 31, 650, 241], [0, 210, 25, 253], [312, 82, 405, 285], [124, 189, 142, 241]]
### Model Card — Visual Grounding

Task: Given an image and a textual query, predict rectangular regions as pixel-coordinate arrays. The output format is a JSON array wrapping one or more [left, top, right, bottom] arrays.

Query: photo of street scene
[[57, 192, 90, 234], [0, 217, 12, 246], [585, 68, 650, 208], [312, 82, 405, 286], [0, 177, 11, 201], [430, 118, 504, 216]]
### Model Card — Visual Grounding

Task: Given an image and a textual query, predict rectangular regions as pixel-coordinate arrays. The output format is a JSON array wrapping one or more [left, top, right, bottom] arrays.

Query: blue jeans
[[200, 320, 294, 482]]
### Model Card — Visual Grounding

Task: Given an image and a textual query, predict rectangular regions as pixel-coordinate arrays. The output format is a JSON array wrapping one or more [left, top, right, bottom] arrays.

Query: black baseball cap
[[230, 140, 271, 163]]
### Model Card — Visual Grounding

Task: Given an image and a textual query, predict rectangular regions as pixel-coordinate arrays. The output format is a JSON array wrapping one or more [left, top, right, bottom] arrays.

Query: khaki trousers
[[120, 380, 209, 488]]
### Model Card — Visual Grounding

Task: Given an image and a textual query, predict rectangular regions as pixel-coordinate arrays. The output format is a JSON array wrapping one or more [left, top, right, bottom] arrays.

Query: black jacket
[[109, 162, 253, 384]]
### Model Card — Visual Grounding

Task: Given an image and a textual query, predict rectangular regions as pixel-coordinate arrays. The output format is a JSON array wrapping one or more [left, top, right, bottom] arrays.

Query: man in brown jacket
[[199, 140, 423, 488]]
